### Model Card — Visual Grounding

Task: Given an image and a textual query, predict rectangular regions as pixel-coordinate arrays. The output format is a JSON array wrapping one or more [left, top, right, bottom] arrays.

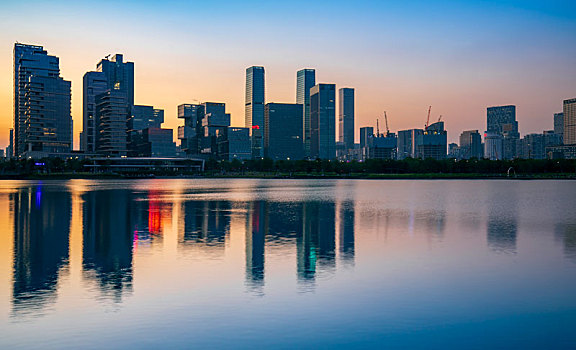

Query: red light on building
[[252, 125, 260, 129]]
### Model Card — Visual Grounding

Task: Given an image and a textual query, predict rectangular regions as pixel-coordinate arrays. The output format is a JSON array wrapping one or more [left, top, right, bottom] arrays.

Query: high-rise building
[[13, 43, 72, 157], [178, 104, 201, 155], [296, 69, 316, 157], [310, 84, 336, 159], [22, 75, 72, 156], [128, 105, 164, 131], [554, 112, 564, 144], [264, 103, 304, 160], [96, 54, 134, 106], [245, 66, 265, 158], [95, 90, 129, 156], [199, 102, 231, 156], [129, 127, 176, 157], [484, 132, 503, 160], [359, 127, 374, 149], [365, 134, 397, 160], [459, 130, 483, 159], [564, 98, 576, 145], [397, 129, 423, 159], [127, 105, 165, 155], [82, 71, 108, 152], [487, 105, 519, 159], [217, 127, 251, 161], [487, 105, 517, 135], [415, 122, 447, 159], [338, 88, 355, 150]]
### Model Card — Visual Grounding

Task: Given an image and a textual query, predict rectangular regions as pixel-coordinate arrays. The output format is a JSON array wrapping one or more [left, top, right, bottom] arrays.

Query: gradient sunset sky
[[0, 0, 575, 148]]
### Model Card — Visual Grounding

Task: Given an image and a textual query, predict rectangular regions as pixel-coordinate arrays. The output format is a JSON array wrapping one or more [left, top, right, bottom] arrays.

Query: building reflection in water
[[297, 201, 337, 287], [245, 201, 267, 291], [133, 190, 173, 246], [9, 187, 358, 314], [555, 224, 576, 262], [11, 186, 72, 316], [487, 192, 518, 254], [82, 190, 134, 303], [339, 201, 355, 266], [180, 201, 231, 257]]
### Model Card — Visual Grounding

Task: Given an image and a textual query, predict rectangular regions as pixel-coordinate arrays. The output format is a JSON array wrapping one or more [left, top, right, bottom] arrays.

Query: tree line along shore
[[0, 158, 574, 180]]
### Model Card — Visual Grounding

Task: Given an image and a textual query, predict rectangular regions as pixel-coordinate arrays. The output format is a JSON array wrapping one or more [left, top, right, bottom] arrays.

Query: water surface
[[0, 179, 575, 349]]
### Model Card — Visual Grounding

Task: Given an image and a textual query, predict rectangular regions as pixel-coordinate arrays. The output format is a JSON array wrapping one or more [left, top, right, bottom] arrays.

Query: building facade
[[199, 102, 231, 156], [484, 132, 503, 160], [245, 66, 265, 158], [487, 105, 519, 159], [82, 71, 108, 153], [554, 112, 564, 144], [296, 69, 316, 157], [264, 103, 304, 161], [13, 43, 71, 157], [218, 127, 251, 161], [129, 128, 176, 157], [310, 84, 336, 160], [366, 134, 397, 160], [22, 75, 72, 156], [178, 103, 201, 156], [459, 130, 483, 159], [95, 90, 129, 156], [96, 54, 134, 106], [338, 88, 355, 150], [564, 98, 576, 145], [360, 127, 374, 150], [415, 122, 447, 160]]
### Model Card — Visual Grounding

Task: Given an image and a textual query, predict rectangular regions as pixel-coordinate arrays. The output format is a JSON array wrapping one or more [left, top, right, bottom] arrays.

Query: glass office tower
[[296, 69, 316, 157]]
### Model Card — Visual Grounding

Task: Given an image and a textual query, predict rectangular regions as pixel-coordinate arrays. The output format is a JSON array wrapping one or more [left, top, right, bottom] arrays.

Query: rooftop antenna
[[376, 118, 380, 137]]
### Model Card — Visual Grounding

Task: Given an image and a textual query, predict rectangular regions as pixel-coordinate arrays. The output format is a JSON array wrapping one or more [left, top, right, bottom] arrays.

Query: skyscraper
[[487, 105, 519, 159], [178, 103, 201, 155], [459, 130, 483, 159], [296, 69, 316, 157], [416, 122, 447, 159], [198, 102, 231, 155], [82, 71, 108, 153], [127, 105, 166, 156], [564, 98, 576, 145], [310, 84, 336, 159], [487, 105, 517, 135], [13, 43, 71, 157], [338, 88, 355, 150], [96, 54, 134, 106], [264, 103, 304, 160], [397, 129, 423, 159], [359, 127, 374, 149], [245, 66, 265, 158], [554, 112, 564, 144], [95, 90, 129, 156]]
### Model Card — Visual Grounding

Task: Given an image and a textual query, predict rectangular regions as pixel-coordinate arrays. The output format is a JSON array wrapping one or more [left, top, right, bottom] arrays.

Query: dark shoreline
[[0, 172, 574, 180]]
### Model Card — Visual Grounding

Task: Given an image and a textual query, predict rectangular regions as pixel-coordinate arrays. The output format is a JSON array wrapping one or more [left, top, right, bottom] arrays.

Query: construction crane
[[384, 111, 390, 137], [425, 106, 432, 129], [437, 115, 443, 123]]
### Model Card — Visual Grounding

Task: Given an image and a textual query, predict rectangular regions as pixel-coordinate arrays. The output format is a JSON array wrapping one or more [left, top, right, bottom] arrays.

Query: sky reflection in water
[[0, 179, 575, 349]]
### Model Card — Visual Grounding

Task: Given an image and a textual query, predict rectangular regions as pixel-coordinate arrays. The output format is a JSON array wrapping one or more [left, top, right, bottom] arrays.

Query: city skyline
[[1, 1, 575, 149]]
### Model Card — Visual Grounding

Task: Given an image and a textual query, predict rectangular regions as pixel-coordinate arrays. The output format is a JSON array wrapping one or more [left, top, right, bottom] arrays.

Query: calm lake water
[[0, 179, 575, 349]]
